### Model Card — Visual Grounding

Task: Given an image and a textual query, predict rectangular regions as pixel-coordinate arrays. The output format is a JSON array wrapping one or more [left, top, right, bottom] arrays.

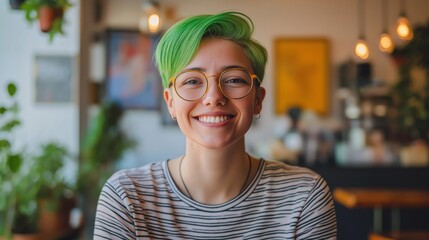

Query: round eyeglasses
[[169, 68, 261, 101]]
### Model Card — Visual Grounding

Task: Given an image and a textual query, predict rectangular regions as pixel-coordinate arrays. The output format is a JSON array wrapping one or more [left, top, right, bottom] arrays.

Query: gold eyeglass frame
[[168, 67, 261, 102]]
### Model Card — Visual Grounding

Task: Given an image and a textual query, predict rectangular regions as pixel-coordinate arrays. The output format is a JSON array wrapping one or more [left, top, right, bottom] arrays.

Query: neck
[[178, 139, 252, 204]]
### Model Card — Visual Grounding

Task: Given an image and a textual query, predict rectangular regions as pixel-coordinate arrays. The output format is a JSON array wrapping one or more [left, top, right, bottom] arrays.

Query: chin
[[198, 135, 245, 150], [199, 139, 230, 149]]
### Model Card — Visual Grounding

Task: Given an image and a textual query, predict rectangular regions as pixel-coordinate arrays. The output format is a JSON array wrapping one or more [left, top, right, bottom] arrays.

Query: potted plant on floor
[[32, 142, 75, 239], [0, 82, 39, 240], [11, 171, 40, 240], [20, 0, 72, 42]]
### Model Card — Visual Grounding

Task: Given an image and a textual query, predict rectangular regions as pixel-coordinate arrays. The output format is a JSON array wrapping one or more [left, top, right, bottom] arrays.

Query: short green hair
[[155, 11, 267, 88]]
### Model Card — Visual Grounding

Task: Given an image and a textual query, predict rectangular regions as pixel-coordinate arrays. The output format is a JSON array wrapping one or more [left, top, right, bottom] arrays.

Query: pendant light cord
[[358, 0, 366, 39], [399, 0, 405, 16], [179, 154, 252, 201], [382, 0, 388, 32]]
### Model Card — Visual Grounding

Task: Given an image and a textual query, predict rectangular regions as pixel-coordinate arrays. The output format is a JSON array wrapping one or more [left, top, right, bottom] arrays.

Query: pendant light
[[396, 0, 413, 41], [139, 1, 162, 34], [379, 0, 394, 53], [355, 0, 369, 60]]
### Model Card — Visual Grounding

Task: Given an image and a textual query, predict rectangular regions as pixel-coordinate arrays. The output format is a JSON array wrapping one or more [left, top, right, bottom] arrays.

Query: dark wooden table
[[333, 188, 429, 208], [334, 188, 429, 239]]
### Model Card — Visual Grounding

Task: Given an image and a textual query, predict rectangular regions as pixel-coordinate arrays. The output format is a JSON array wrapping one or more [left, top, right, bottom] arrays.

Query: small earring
[[171, 115, 177, 120], [254, 113, 261, 119]]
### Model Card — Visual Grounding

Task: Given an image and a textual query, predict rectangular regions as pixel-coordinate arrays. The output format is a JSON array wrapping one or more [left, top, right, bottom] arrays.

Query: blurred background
[[1, 0, 429, 239]]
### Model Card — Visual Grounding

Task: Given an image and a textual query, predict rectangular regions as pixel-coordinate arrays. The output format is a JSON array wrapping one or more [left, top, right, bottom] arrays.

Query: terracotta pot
[[37, 197, 74, 239], [38, 6, 63, 32]]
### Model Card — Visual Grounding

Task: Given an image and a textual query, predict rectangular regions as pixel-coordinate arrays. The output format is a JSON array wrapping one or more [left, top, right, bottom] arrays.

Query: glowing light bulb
[[139, 2, 162, 34], [355, 39, 370, 60], [148, 13, 160, 33], [378, 33, 394, 53], [396, 17, 413, 40]]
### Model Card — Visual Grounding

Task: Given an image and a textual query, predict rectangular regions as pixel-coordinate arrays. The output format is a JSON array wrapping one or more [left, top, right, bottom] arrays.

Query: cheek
[[173, 100, 193, 119], [243, 95, 258, 114], [238, 100, 256, 121]]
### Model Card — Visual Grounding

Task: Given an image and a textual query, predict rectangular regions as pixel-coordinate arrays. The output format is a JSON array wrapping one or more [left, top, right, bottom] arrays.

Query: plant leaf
[[0, 106, 7, 115], [0, 139, 11, 151], [0, 119, 21, 132], [7, 154, 23, 173], [7, 83, 17, 96]]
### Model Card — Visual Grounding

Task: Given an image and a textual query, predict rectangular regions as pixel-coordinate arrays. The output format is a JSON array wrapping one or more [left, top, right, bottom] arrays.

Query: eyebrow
[[183, 65, 248, 72]]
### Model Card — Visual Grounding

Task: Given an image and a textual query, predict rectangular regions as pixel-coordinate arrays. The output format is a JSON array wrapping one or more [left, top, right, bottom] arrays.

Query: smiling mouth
[[197, 115, 233, 123]]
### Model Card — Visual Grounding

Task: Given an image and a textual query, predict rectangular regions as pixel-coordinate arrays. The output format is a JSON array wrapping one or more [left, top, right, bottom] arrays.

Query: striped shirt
[[94, 159, 337, 239]]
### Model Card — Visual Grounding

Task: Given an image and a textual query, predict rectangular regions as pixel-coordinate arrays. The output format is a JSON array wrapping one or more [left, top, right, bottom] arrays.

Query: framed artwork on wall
[[105, 29, 162, 109], [34, 55, 75, 103], [274, 38, 330, 115]]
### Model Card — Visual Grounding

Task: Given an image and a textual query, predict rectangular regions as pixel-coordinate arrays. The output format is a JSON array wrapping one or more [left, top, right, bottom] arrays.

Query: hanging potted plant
[[9, 0, 25, 10], [20, 0, 72, 42]]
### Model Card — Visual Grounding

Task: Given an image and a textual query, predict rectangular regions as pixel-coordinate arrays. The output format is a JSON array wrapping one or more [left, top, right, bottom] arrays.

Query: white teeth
[[198, 115, 229, 123]]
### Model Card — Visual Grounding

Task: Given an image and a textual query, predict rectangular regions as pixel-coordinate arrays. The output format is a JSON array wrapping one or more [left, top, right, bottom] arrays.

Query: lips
[[198, 115, 234, 123]]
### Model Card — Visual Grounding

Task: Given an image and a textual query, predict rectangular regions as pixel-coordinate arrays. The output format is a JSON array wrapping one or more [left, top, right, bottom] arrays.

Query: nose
[[202, 76, 226, 106]]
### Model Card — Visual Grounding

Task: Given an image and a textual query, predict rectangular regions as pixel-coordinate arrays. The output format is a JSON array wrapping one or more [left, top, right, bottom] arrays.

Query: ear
[[164, 88, 176, 118], [254, 87, 266, 114]]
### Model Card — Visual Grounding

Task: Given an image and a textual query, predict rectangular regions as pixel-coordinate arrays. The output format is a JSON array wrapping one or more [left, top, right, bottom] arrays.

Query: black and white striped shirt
[[94, 159, 337, 239]]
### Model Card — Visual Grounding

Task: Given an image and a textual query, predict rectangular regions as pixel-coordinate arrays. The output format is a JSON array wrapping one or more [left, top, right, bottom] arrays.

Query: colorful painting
[[106, 30, 162, 109]]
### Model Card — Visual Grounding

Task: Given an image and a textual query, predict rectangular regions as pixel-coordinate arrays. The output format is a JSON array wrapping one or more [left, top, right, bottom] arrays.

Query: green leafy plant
[[11, 170, 40, 235], [390, 21, 429, 142], [0, 83, 74, 238], [33, 142, 74, 211], [78, 101, 136, 199], [20, 0, 72, 42], [0, 82, 38, 237], [78, 101, 135, 236]]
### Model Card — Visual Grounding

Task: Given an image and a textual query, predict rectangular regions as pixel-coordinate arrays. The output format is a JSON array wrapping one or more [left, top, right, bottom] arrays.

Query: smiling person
[[94, 12, 337, 239]]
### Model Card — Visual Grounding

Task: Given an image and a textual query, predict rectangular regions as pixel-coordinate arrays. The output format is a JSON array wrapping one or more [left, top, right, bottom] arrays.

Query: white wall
[[0, 1, 80, 181], [104, 0, 429, 167]]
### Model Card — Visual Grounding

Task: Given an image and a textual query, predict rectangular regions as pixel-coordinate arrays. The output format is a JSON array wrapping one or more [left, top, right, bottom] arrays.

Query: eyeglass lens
[[174, 69, 254, 101]]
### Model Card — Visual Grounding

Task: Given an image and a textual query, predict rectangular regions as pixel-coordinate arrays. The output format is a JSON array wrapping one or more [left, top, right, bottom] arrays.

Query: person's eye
[[182, 78, 204, 87], [223, 77, 249, 86]]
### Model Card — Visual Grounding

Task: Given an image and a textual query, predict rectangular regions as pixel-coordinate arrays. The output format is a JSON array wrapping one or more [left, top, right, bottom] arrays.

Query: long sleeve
[[295, 176, 337, 240]]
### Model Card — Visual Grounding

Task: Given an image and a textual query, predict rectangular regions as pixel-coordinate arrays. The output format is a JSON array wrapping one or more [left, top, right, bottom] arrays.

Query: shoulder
[[260, 160, 329, 195], [106, 161, 166, 188], [263, 160, 322, 182]]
